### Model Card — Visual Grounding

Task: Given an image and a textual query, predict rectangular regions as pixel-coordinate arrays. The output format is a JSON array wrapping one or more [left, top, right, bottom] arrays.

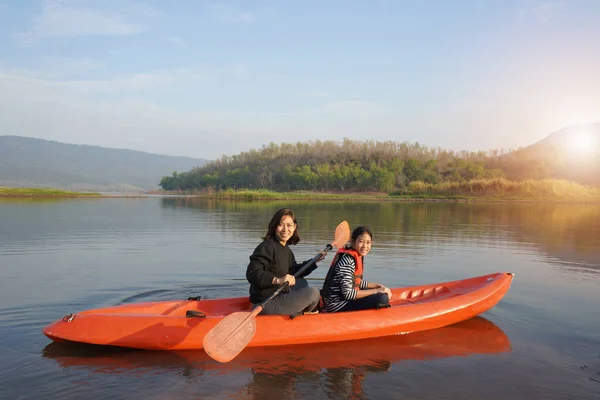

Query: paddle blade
[[333, 221, 351, 249], [202, 310, 258, 363]]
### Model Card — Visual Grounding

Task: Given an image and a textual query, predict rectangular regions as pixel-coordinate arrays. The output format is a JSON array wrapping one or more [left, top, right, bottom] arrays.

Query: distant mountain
[[534, 122, 600, 151], [0, 136, 209, 192], [487, 123, 600, 186]]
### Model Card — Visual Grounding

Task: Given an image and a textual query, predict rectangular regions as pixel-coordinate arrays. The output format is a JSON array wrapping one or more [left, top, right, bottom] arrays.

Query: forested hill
[[0, 136, 208, 192], [159, 123, 600, 193], [489, 123, 600, 186]]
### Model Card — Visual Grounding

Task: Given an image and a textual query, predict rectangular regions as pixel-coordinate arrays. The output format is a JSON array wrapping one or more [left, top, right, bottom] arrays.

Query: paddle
[[202, 220, 351, 363]]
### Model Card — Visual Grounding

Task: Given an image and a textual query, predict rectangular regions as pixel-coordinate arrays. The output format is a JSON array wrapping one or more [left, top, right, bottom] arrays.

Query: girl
[[245, 208, 324, 315], [321, 226, 391, 313]]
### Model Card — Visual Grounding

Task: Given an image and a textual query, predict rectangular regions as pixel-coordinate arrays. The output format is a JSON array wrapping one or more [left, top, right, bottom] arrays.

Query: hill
[[158, 123, 600, 193], [487, 123, 600, 186], [0, 136, 209, 192]]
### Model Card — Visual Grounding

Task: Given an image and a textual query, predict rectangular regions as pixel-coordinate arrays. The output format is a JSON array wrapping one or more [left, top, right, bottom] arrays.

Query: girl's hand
[[277, 274, 296, 286], [379, 286, 392, 299]]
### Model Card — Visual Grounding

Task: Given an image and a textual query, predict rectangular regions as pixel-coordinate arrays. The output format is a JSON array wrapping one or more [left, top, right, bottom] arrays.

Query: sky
[[1, 0, 600, 160]]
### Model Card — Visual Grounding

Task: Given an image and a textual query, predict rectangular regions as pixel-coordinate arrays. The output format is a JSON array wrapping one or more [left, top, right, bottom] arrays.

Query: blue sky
[[1, 0, 599, 159]]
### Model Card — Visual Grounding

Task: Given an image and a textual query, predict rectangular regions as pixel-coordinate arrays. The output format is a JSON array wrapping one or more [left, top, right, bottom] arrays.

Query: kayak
[[43, 316, 511, 373], [42, 272, 514, 350]]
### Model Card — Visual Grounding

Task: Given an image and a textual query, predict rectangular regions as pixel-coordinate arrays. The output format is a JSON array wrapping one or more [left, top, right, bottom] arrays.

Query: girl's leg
[[340, 293, 389, 312]]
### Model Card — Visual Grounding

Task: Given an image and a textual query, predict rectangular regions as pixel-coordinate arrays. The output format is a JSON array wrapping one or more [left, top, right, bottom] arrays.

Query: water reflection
[[161, 198, 600, 273], [43, 317, 510, 398]]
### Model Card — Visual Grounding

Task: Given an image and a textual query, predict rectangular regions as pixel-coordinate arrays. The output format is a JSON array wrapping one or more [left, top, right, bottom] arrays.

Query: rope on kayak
[[187, 296, 202, 301]]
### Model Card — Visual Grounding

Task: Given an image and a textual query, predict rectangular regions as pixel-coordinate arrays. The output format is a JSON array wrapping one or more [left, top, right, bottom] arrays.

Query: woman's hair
[[345, 225, 373, 248], [263, 208, 301, 245]]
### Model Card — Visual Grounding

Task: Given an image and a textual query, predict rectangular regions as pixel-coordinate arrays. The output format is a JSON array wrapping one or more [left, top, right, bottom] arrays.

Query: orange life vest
[[328, 247, 364, 288], [319, 247, 364, 310]]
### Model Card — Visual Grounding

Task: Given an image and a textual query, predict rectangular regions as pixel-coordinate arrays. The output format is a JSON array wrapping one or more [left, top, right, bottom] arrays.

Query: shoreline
[[0, 188, 102, 198], [2, 187, 599, 203]]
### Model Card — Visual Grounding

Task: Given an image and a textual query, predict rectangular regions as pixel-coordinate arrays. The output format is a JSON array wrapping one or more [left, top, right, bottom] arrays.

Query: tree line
[[159, 139, 596, 193]]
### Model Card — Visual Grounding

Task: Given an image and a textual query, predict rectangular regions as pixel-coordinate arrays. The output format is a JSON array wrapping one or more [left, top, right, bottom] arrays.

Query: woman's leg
[[292, 277, 309, 291], [259, 284, 320, 315], [340, 293, 389, 312]]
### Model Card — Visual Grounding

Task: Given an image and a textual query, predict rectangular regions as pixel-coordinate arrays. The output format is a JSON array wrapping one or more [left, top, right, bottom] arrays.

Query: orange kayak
[[42, 272, 514, 350]]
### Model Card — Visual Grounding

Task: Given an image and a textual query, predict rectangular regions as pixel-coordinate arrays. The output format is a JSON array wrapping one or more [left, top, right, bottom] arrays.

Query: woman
[[321, 226, 392, 313], [245, 208, 324, 315]]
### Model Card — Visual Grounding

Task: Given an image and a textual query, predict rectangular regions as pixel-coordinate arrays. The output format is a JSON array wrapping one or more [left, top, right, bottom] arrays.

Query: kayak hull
[[43, 272, 514, 350], [43, 316, 512, 373]]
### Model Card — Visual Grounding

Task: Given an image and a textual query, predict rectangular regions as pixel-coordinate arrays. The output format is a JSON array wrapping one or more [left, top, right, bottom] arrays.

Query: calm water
[[0, 198, 599, 400]]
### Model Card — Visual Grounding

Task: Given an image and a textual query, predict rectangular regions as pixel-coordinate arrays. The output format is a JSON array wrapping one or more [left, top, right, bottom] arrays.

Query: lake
[[0, 197, 599, 399]]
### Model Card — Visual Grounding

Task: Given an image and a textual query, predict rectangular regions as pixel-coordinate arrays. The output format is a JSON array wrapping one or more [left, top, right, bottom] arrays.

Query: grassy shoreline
[[0, 187, 101, 198], [157, 178, 600, 202], [3, 178, 599, 202]]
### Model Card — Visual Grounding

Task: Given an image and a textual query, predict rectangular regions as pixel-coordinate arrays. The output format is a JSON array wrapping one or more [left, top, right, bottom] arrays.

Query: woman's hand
[[276, 274, 296, 286]]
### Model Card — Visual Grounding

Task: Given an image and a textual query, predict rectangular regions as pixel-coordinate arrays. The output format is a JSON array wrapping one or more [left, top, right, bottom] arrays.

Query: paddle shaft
[[256, 243, 333, 310]]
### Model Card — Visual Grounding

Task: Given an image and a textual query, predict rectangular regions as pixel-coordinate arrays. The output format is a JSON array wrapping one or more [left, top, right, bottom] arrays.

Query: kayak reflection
[[240, 316, 510, 400]]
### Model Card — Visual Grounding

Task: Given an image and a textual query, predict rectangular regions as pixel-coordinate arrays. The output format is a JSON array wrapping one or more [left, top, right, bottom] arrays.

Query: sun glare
[[567, 130, 598, 156]]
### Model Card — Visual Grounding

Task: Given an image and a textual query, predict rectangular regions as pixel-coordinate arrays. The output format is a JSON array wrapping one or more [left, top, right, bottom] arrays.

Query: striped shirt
[[324, 253, 370, 313]]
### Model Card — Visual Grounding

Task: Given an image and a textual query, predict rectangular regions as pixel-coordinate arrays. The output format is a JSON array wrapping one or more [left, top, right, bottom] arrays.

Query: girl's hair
[[345, 225, 373, 248], [263, 208, 301, 245]]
